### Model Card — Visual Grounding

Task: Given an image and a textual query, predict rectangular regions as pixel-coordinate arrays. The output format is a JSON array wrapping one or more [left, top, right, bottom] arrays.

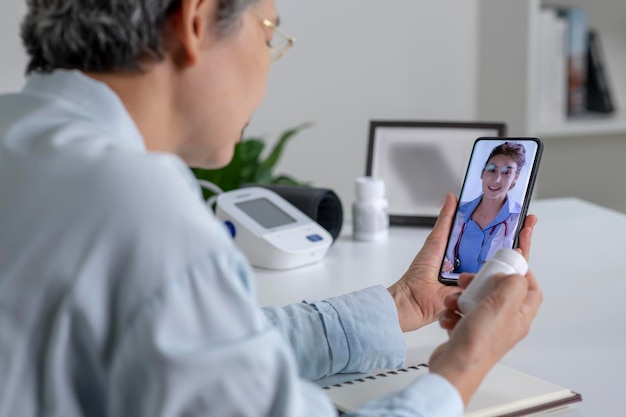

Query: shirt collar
[[22, 70, 146, 152], [459, 195, 482, 217], [460, 194, 522, 226], [489, 195, 522, 227]]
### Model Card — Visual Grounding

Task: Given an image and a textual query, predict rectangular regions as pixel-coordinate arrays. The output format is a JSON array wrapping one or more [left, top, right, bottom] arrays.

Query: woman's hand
[[430, 269, 543, 405], [516, 213, 538, 261], [387, 194, 459, 332], [387, 194, 539, 333]]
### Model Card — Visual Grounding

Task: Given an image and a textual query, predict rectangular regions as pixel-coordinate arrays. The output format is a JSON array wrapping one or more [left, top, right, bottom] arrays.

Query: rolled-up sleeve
[[263, 286, 406, 381]]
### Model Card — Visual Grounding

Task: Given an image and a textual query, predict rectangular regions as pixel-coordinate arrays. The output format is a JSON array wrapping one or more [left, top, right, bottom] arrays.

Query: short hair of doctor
[[485, 142, 526, 172]]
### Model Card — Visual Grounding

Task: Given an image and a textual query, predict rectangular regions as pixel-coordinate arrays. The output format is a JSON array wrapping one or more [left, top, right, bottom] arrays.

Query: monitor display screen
[[236, 197, 297, 229]]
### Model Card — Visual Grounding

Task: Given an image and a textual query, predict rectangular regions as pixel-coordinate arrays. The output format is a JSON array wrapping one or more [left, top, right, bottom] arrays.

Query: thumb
[[425, 193, 457, 246]]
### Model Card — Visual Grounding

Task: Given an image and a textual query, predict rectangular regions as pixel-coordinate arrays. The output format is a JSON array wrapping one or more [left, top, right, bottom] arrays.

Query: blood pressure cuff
[[256, 184, 344, 242]]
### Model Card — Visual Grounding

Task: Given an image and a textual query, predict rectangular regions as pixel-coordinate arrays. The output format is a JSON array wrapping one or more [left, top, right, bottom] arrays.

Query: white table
[[254, 198, 626, 416]]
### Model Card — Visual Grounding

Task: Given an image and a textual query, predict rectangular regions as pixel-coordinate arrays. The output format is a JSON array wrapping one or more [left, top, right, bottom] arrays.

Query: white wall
[[1, 1, 478, 212], [5, 2, 624, 214], [0, 1, 27, 93], [247, 0, 479, 211], [536, 133, 626, 213]]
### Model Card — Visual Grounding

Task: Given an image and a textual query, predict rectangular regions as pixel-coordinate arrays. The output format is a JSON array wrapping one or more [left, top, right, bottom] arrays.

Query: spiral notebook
[[322, 363, 581, 416]]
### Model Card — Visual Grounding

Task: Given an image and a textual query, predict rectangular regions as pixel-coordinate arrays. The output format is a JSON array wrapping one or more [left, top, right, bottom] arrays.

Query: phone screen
[[438, 137, 543, 285]]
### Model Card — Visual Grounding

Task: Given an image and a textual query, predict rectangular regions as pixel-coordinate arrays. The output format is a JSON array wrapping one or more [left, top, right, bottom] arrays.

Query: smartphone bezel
[[438, 137, 544, 286]]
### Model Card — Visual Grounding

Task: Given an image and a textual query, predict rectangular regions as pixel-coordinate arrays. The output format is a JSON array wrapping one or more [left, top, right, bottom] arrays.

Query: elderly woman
[[0, 1, 541, 416]]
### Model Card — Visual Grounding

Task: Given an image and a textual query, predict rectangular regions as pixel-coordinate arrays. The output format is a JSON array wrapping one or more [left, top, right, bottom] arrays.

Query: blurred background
[[2, 0, 625, 215]]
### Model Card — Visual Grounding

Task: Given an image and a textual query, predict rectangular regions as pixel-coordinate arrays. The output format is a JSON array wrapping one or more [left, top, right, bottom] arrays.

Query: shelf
[[477, 0, 626, 214], [536, 113, 626, 138], [477, 0, 626, 138]]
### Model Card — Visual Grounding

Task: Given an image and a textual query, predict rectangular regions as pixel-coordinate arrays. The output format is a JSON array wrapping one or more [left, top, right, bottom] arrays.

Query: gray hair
[[21, 0, 260, 74]]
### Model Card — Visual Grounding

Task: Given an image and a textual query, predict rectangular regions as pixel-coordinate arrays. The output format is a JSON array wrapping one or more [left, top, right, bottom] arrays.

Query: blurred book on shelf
[[557, 7, 588, 118], [538, 7, 616, 124], [586, 29, 615, 114], [538, 7, 567, 125]]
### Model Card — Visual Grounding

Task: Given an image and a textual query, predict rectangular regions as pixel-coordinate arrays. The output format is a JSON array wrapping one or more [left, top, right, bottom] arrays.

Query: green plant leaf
[[254, 165, 273, 184], [260, 121, 314, 173], [238, 139, 265, 184], [192, 122, 313, 196]]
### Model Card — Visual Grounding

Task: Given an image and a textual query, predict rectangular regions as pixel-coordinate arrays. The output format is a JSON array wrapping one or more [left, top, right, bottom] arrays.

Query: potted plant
[[193, 122, 313, 201]]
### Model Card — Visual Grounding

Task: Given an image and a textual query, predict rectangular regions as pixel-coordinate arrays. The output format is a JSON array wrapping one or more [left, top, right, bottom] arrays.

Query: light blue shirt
[[0, 70, 462, 417], [446, 194, 521, 273]]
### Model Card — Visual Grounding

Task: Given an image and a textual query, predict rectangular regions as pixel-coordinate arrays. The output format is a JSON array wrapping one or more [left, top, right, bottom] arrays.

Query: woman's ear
[[168, 0, 217, 67]]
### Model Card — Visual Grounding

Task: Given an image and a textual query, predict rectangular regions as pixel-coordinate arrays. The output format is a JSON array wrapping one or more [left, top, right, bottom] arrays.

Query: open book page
[[320, 363, 581, 416], [321, 364, 430, 412], [465, 364, 581, 416]]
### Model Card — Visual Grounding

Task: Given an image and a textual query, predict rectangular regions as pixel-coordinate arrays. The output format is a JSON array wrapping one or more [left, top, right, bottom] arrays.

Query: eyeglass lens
[[270, 33, 292, 61], [484, 164, 516, 176]]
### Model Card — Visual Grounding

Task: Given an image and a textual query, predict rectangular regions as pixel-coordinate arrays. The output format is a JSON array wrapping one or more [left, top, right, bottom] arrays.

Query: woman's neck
[[84, 66, 180, 156], [472, 197, 506, 229]]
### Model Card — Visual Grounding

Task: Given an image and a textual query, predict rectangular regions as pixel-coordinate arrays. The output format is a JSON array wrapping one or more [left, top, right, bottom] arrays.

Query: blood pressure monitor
[[215, 187, 333, 270]]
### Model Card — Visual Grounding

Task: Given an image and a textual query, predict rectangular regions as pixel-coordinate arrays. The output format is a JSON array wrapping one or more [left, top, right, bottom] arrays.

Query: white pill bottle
[[458, 248, 529, 314], [352, 176, 389, 241]]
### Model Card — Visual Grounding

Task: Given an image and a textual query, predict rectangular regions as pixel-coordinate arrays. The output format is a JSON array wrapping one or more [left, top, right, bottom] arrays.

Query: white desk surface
[[254, 197, 626, 416]]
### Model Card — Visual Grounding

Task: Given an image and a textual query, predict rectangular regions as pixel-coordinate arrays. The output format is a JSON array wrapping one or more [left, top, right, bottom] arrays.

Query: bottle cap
[[492, 248, 529, 276], [355, 176, 385, 200]]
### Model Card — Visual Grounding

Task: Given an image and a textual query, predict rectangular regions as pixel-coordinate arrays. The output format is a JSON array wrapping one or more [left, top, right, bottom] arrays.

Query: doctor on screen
[[443, 142, 526, 273]]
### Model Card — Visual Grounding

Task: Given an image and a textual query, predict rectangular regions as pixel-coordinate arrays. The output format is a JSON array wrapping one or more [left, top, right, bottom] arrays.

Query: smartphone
[[438, 137, 543, 285]]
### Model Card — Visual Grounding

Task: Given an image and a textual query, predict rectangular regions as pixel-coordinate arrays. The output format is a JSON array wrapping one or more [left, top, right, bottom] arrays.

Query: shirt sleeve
[[107, 249, 337, 417], [262, 286, 406, 381], [107, 250, 461, 417]]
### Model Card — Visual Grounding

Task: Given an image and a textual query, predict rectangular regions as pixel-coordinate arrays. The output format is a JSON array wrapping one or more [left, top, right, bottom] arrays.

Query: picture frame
[[365, 120, 507, 226]]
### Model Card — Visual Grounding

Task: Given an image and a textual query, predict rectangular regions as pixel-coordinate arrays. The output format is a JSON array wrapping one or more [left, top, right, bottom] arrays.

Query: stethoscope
[[453, 219, 509, 270]]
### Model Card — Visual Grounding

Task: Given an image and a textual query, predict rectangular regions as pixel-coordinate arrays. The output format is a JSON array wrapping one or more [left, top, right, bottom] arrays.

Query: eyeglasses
[[483, 164, 518, 177], [258, 17, 295, 62]]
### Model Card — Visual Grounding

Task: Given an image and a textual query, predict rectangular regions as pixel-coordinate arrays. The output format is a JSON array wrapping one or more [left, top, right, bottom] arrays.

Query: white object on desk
[[215, 186, 332, 270], [352, 176, 389, 241], [458, 248, 529, 314]]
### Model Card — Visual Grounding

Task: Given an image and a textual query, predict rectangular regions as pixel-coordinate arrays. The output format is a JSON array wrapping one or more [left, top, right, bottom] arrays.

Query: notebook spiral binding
[[321, 363, 429, 390]]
